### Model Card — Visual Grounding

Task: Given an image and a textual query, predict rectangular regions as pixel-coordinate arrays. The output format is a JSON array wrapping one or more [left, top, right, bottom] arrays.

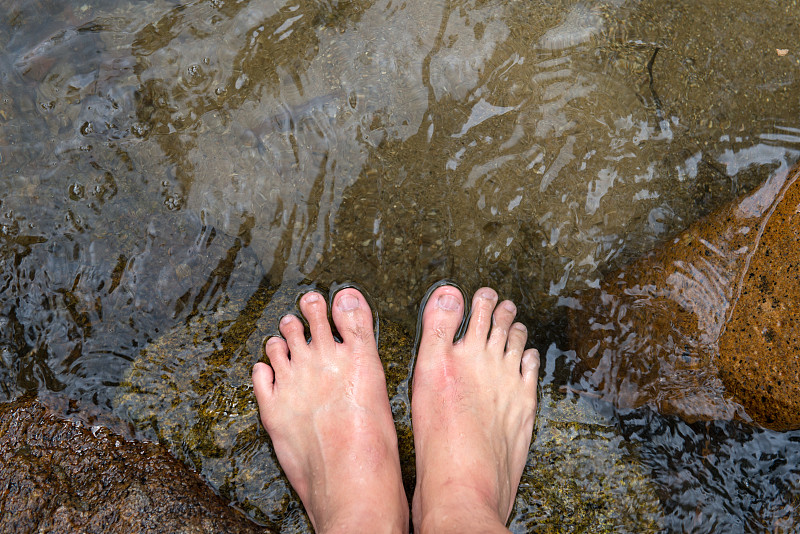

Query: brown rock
[[0, 398, 268, 533], [717, 167, 800, 429], [570, 163, 800, 430]]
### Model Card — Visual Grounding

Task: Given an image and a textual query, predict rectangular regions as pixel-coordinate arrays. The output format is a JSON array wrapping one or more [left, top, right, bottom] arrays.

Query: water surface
[[1, 0, 799, 531]]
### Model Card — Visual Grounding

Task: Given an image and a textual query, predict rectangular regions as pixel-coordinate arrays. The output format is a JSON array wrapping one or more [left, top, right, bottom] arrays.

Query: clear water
[[1, 0, 799, 531]]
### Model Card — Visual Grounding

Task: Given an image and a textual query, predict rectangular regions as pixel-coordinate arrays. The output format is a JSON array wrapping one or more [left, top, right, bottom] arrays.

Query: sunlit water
[[1, 0, 799, 531]]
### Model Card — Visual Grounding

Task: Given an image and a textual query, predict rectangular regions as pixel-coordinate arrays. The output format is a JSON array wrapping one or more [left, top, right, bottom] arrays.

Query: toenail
[[280, 314, 294, 325], [436, 293, 461, 311], [304, 292, 321, 303], [266, 336, 282, 345], [476, 288, 494, 299], [337, 293, 360, 311], [513, 323, 527, 332], [503, 301, 516, 312]]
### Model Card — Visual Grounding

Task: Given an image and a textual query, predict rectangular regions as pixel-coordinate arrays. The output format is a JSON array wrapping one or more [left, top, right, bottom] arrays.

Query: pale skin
[[252, 285, 539, 533]]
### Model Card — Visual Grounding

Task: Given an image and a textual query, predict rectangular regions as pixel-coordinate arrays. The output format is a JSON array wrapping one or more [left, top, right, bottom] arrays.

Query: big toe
[[419, 284, 465, 348], [331, 287, 376, 348]]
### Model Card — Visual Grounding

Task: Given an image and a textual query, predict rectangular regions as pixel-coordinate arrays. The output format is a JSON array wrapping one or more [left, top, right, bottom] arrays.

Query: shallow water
[[1, 0, 800, 531]]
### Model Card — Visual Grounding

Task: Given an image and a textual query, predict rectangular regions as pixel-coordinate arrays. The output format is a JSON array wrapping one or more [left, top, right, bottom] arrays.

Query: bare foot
[[252, 288, 408, 534], [411, 285, 539, 533]]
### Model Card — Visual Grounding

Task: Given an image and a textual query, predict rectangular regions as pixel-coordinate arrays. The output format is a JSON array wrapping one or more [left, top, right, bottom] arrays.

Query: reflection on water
[[1, 0, 799, 531]]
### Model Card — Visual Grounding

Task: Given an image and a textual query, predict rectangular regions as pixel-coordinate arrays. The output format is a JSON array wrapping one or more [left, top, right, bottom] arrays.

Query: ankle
[[321, 515, 408, 534], [414, 485, 510, 534], [317, 498, 409, 534], [415, 502, 509, 534]]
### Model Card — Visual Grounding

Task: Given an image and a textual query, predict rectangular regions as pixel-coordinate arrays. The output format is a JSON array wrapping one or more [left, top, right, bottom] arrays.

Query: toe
[[252, 361, 275, 410], [279, 313, 307, 353], [464, 287, 498, 343], [299, 291, 335, 347], [331, 287, 376, 348], [488, 300, 517, 349], [264, 335, 290, 374], [420, 285, 465, 347], [505, 322, 528, 363], [521, 349, 540, 386]]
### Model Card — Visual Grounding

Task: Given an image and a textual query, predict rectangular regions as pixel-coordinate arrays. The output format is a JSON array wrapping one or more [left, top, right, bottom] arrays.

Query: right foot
[[411, 285, 539, 533], [252, 288, 408, 534]]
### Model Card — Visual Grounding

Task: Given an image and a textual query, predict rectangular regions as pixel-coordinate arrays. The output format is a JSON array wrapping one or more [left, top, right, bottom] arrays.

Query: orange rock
[[570, 162, 800, 430]]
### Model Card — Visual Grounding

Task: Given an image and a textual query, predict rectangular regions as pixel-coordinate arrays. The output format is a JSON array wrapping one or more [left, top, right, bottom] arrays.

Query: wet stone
[[570, 162, 800, 431], [512, 382, 663, 532], [0, 398, 266, 534]]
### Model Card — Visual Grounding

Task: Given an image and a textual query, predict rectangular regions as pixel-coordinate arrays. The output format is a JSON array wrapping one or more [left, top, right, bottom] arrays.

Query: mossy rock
[[511, 384, 663, 533]]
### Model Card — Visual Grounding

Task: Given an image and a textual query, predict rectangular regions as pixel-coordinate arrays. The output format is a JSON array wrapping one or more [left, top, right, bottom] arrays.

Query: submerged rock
[[570, 163, 800, 430], [0, 398, 265, 534], [512, 382, 663, 532], [122, 0, 800, 339]]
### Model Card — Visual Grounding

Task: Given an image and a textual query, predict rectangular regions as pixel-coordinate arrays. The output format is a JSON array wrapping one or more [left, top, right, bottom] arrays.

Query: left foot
[[410, 285, 539, 533], [252, 288, 408, 534]]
